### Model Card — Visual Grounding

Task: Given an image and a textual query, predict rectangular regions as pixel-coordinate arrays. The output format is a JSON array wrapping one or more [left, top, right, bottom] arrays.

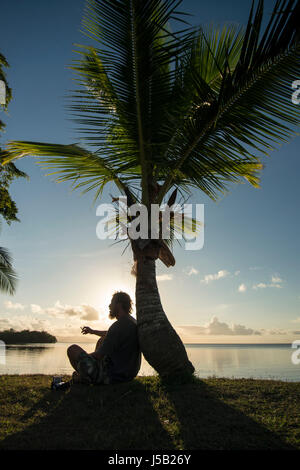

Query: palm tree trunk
[[135, 256, 195, 378]]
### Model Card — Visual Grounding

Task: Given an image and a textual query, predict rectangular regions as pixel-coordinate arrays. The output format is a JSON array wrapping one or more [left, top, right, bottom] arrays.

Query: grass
[[0, 374, 300, 450]]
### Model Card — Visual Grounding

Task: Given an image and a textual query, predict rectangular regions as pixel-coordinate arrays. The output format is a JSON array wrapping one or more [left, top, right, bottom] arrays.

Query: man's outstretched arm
[[81, 326, 107, 337]]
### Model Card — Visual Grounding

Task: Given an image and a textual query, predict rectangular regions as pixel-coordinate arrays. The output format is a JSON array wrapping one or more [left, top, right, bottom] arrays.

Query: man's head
[[109, 291, 133, 319]]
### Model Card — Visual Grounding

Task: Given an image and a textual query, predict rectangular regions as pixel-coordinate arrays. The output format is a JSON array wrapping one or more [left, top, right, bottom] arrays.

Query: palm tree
[[0, 159, 21, 296], [3, 0, 300, 379], [0, 52, 25, 295]]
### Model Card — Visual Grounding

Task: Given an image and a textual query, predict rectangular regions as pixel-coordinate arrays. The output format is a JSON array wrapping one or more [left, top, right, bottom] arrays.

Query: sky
[[0, 0, 299, 343]]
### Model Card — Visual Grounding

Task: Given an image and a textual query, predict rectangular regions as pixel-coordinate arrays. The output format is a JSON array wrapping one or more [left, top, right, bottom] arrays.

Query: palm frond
[[0, 247, 17, 295], [0, 53, 12, 134], [69, 0, 196, 205], [4, 0, 300, 261], [0, 150, 28, 180], [0, 52, 11, 109], [157, 0, 300, 203], [3, 141, 138, 202]]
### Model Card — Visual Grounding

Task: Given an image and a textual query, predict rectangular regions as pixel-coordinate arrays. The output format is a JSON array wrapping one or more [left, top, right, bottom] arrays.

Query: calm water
[[1, 342, 299, 381]]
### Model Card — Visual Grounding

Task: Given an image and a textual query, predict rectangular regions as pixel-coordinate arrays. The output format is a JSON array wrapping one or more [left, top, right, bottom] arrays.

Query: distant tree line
[[0, 328, 57, 344]]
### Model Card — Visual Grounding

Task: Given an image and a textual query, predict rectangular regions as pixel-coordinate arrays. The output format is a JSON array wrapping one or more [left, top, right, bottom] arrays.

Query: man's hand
[[81, 326, 94, 335]]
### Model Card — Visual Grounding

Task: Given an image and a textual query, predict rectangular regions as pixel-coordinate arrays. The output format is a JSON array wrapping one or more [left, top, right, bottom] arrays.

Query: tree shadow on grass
[[1, 377, 295, 450], [162, 378, 295, 450], [0, 380, 174, 450]]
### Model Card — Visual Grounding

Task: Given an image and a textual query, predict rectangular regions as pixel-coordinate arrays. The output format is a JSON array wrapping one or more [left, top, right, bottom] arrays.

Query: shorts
[[75, 351, 112, 385]]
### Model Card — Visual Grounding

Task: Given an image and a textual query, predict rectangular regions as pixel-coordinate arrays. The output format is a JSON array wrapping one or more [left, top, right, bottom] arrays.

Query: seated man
[[66, 291, 141, 386]]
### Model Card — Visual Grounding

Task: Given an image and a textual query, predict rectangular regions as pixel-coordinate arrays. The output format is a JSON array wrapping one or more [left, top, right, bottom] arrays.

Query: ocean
[[1, 342, 299, 381]]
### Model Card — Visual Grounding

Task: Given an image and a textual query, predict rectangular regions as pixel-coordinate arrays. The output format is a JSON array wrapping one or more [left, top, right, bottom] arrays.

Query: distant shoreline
[[184, 343, 292, 347], [4, 341, 292, 347], [0, 330, 57, 344]]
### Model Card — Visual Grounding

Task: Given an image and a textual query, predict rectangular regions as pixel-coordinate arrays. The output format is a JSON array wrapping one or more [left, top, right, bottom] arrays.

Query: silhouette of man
[[67, 291, 141, 385]]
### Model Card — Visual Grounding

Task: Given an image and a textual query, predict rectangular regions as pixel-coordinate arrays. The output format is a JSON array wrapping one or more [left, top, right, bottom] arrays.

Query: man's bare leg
[[67, 344, 100, 384], [67, 344, 86, 369]]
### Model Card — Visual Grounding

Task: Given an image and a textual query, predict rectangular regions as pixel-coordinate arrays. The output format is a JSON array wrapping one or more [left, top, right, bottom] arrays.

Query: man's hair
[[110, 291, 133, 318]]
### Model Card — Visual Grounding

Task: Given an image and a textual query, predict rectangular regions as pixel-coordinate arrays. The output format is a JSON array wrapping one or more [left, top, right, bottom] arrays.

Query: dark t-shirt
[[98, 315, 141, 383]]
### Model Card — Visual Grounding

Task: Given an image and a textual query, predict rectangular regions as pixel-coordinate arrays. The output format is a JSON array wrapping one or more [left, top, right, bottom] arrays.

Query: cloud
[[80, 305, 99, 321], [183, 266, 199, 276], [0, 298, 121, 339], [200, 270, 230, 284], [44, 301, 100, 321], [4, 301, 25, 311], [30, 304, 43, 314], [266, 329, 288, 335], [26, 301, 101, 321], [207, 317, 261, 335], [0, 310, 108, 340], [177, 316, 261, 336], [234, 270, 240, 276], [253, 274, 284, 290], [253, 282, 282, 290], [271, 276, 283, 284], [253, 283, 267, 289], [0, 315, 52, 332], [238, 283, 247, 293], [157, 274, 173, 281]]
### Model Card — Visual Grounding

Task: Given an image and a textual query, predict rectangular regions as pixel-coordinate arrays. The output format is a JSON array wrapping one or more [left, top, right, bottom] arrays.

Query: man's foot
[[51, 376, 71, 391], [52, 380, 71, 391]]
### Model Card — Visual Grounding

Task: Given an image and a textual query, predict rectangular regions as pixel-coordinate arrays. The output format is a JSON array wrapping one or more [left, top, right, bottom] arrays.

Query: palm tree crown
[[4, 0, 299, 222]]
